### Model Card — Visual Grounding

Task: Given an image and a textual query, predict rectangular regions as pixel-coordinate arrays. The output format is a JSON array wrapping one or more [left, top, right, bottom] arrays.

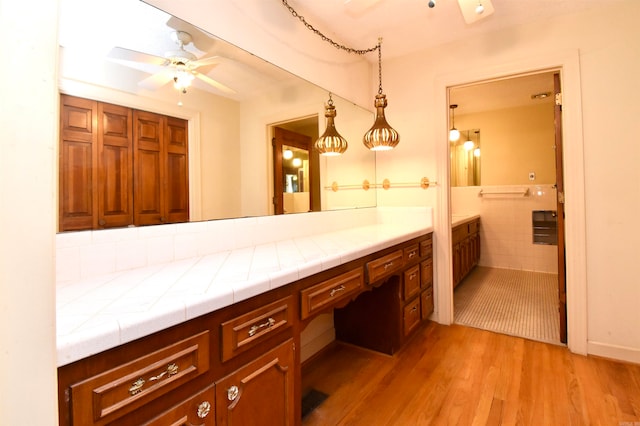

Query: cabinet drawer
[[403, 264, 421, 301], [146, 383, 215, 425], [468, 219, 479, 234], [420, 236, 433, 258], [366, 249, 404, 284], [300, 268, 364, 320], [421, 286, 434, 320], [221, 295, 294, 362], [420, 258, 433, 288], [70, 331, 210, 425], [403, 244, 420, 264], [452, 225, 468, 244], [403, 297, 421, 337]]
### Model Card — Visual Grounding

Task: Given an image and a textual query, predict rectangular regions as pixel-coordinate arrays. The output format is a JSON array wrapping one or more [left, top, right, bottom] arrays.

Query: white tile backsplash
[[452, 185, 558, 273]]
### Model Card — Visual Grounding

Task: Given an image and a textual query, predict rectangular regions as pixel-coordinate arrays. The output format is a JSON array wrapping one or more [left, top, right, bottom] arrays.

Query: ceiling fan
[[108, 30, 236, 95]]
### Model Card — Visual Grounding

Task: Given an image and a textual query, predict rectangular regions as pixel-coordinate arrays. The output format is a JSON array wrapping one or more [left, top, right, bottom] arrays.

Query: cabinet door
[[216, 339, 295, 426], [134, 110, 166, 226], [98, 102, 133, 228], [59, 95, 98, 231], [165, 116, 189, 224]]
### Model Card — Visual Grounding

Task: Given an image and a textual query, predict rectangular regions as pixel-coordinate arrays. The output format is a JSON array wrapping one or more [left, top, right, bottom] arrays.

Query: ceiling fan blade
[[457, 0, 494, 24], [108, 46, 167, 66], [138, 70, 174, 91], [194, 72, 236, 94], [166, 16, 217, 52], [191, 55, 223, 69]]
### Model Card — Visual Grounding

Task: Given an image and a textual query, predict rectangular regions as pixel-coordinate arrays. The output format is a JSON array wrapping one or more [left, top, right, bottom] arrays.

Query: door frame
[[433, 50, 587, 355]]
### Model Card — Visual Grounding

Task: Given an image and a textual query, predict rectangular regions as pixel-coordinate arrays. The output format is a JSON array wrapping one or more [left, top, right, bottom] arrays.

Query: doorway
[[448, 71, 566, 344], [270, 116, 320, 215]]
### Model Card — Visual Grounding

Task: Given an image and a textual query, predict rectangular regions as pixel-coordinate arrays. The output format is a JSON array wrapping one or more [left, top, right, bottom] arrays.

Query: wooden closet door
[[98, 102, 133, 228], [165, 117, 189, 224], [134, 110, 166, 226], [59, 95, 98, 231]]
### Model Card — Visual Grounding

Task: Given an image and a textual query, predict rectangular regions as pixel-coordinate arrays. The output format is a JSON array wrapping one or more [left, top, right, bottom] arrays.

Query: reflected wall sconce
[[363, 39, 400, 152], [449, 104, 460, 142], [314, 93, 349, 156]]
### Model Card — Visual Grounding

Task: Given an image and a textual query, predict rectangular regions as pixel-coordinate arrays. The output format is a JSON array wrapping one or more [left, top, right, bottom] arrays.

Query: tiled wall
[[452, 185, 558, 273], [56, 206, 434, 284]]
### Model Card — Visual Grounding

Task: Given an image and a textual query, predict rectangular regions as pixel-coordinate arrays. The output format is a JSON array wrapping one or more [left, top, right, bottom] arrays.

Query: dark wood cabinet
[[58, 232, 433, 425], [334, 233, 434, 354], [59, 95, 188, 232], [452, 217, 480, 288], [215, 339, 296, 426]]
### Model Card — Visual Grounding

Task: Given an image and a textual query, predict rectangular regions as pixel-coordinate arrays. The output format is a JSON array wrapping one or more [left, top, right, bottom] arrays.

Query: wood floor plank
[[302, 322, 640, 426]]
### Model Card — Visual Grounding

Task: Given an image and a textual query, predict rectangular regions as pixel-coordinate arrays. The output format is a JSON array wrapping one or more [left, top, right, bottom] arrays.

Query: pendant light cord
[[377, 39, 383, 94], [280, 0, 380, 56]]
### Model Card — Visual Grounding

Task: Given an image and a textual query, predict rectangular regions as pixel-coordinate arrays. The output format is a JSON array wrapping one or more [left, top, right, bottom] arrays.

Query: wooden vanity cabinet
[[452, 217, 480, 288], [334, 233, 434, 354], [58, 232, 434, 425]]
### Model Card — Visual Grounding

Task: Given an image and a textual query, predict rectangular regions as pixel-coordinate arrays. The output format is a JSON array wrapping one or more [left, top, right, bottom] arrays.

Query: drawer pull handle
[[384, 261, 394, 270], [248, 317, 276, 337], [129, 378, 145, 395], [197, 401, 211, 418], [411, 306, 418, 314], [330, 285, 346, 297], [408, 251, 417, 258], [409, 273, 417, 280], [149, 363, 179, 382], [228, 385, 239, 401]]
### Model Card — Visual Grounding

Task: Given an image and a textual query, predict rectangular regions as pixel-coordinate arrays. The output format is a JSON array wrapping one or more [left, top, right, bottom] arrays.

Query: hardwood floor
[[302, 322, 640, 425]]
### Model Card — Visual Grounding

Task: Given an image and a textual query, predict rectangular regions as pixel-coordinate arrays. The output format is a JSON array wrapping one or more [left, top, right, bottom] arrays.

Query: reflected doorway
[[272, 120, 320, 215]]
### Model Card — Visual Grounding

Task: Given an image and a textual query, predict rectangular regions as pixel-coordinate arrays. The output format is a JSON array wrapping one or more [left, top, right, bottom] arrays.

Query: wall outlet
[[528, 172, 536, 181]]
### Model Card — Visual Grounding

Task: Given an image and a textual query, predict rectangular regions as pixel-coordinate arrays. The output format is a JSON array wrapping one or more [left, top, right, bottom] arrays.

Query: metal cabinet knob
[[227, 385, 239, 401], [197, 401, 211, 418]]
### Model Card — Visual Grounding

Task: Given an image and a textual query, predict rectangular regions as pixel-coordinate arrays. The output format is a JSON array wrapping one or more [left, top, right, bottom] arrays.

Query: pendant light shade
[[315, 94, 348, 156], [449, 104, 460, 142], [363, 39, 399, 151], [363, 93, 399, 151]]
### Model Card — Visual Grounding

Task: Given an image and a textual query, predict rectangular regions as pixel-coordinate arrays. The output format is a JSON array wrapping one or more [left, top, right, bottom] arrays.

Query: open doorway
[[448, 70, 567, 345]]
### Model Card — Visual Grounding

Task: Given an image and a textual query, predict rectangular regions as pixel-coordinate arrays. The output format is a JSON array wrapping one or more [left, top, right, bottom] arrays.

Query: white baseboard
[[587, 341, 640, 365]]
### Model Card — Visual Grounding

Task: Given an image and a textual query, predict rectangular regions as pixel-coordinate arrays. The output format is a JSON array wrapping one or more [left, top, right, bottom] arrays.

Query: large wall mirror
[[58, 0, 376, 231]]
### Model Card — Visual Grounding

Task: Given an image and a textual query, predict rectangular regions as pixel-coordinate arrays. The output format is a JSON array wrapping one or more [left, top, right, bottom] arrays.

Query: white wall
[[0, 1, 59, 425], [3, 1, 639, 423], [379, 1, 640, 362]]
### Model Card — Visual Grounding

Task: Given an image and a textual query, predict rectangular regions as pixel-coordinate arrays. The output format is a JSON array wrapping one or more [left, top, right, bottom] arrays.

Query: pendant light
[[449, 104, 460, 142], [463, 130, 474, 151], [363, 39, 400, 151], [314, 93, 348, 156]]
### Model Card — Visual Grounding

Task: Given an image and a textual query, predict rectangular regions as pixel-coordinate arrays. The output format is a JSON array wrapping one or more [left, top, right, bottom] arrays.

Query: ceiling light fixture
[[281, 0, 399, 152], [464, 131, 474, 151], [173, 63, 194, 94], [363, 39, 399, 151], [315, 93, 349, 156], [449, 104, 460, 142]]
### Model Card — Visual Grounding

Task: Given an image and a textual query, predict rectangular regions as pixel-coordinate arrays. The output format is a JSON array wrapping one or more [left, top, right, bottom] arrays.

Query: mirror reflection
[[57, 0, 376, 232], [450, 129, 481, 187]]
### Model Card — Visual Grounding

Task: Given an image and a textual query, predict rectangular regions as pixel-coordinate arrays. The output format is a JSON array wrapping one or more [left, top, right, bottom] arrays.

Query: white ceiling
[[59, 0, 622, 112], [288, 0, 626, 61]]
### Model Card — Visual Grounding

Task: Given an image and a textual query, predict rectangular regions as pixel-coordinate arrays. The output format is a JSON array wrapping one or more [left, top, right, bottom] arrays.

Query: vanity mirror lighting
[[57, 0, 376, 232]]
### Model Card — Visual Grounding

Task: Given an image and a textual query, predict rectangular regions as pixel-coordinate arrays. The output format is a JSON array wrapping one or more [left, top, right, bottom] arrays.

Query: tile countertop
[[56, 221, 432, 366], [451, 214, 480, 228]]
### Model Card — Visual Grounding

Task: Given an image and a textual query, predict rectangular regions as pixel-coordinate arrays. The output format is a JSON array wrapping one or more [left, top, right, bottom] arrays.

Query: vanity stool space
[[57, 232, 433, 426]]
